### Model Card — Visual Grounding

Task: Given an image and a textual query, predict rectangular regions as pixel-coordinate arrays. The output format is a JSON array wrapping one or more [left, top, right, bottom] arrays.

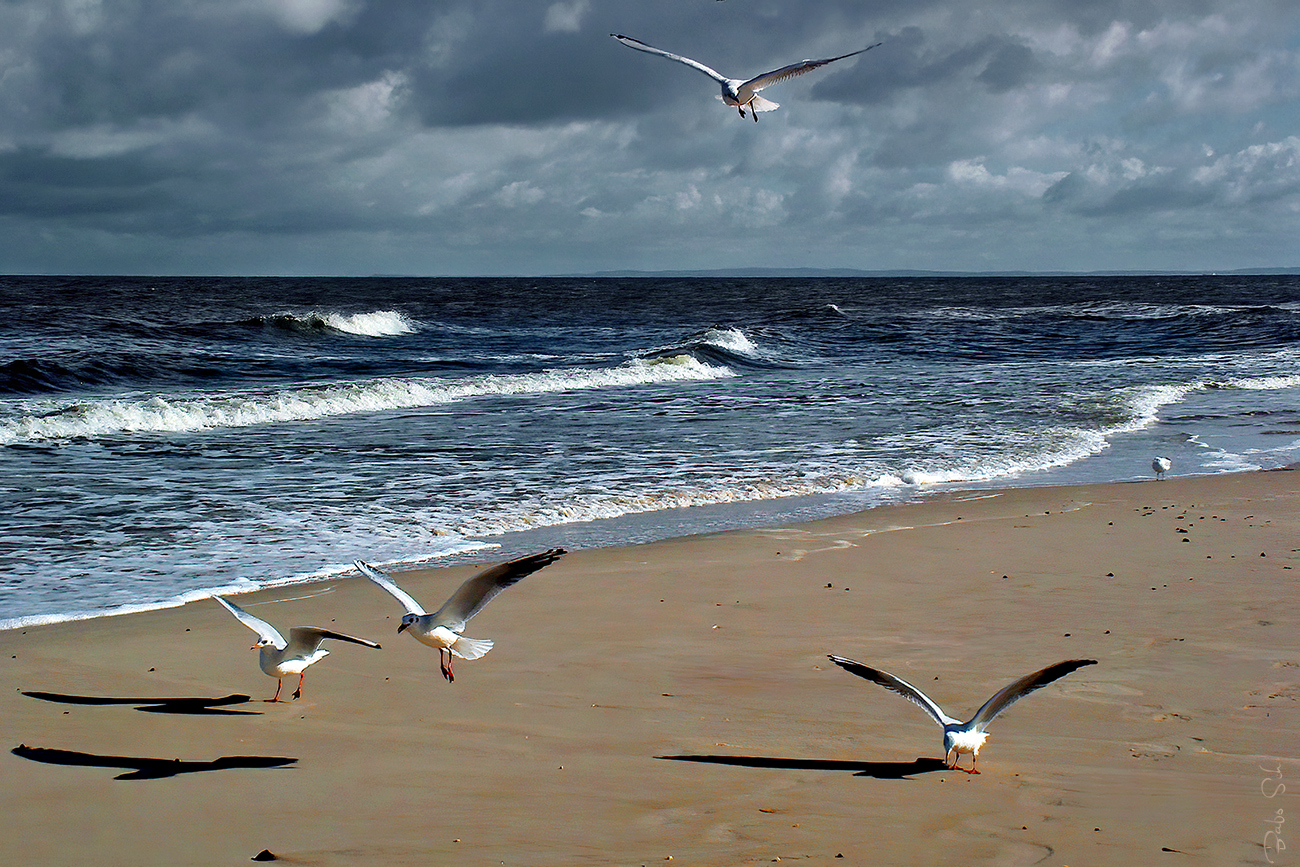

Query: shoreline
[[0, 465, 1272, 634], [4, 468, 1297, 865]]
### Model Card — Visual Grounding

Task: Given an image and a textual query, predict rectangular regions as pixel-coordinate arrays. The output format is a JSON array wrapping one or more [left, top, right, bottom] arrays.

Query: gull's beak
[[249, 643, 260, 651], [397, 622, 410, 634]]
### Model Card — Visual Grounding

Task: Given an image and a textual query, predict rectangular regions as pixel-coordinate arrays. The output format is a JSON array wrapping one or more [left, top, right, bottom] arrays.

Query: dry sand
[[3, 470, 1297, 866]]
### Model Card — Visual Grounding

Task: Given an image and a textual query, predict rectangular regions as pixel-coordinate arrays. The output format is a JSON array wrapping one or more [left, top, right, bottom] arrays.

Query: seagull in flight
[[214, 596, 381, 703], [827, 656, 1097, 773], [356, 548, 566, 682], [1152, 456, 1172, 480], [611, 34, 881, 121]]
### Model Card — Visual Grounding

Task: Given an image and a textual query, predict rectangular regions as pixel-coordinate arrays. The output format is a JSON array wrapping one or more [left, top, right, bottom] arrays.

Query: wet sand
[[3, 470, 1296, 866]]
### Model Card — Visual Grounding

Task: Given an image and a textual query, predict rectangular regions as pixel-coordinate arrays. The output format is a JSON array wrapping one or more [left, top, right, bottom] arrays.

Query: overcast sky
[[2, 0, 1298, 276]]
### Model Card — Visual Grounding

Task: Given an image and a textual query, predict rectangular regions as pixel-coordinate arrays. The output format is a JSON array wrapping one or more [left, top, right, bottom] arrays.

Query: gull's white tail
[[716, 94, 780, 112], [451, 636, 494, 660]]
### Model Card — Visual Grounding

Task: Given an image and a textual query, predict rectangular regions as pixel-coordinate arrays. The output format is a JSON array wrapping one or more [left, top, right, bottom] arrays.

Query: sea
[[2, 274, 1298, 630]]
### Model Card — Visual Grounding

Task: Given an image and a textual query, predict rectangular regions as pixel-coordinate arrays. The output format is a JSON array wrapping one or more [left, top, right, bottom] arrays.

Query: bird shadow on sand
[[657, 754, 949, 779], [22, 691, 259, 715], [11, 745, 297, 780]]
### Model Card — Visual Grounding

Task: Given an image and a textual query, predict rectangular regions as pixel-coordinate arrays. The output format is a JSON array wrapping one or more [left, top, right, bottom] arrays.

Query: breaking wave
[[0, 355, 734, 444], [248, 309, 417, 337]]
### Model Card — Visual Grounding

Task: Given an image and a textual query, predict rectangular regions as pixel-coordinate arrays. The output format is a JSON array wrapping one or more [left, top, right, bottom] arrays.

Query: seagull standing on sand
[[356, 549, 566, 682], [611, 34, 881, 121], [214, 596, 381, 703], [1152, 456, 1172, 480], [827, 656, 1097, 773]]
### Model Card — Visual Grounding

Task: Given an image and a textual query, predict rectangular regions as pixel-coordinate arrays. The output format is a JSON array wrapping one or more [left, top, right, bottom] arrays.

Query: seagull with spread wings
[[827, 656, 1097, 773], [356, 548, 565, 683], [611, 34, 880, 121], [214, 596, 381, 703]]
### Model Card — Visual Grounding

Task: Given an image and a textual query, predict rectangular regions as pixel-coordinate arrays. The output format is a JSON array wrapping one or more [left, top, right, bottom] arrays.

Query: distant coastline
[[561, 266, 1300, 278], [5, 268, 1299, 279]]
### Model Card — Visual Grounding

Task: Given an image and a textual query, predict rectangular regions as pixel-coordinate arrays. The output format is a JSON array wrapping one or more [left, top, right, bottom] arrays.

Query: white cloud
[[324, 72, 407, 132], [495, 180, 545, 207], [946, 158, 1068, 196], [543, 0, 589, 34], [263, 0, 358, 35], [1194, 136, 1300, 204]]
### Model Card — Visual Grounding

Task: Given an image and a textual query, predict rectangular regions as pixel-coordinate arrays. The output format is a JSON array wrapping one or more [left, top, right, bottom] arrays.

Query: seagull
[[355, 548, 566, 682], [827, 656, 1097, 773], [611, 34, 881, 121], [1152, 456, 1172, 480], [214, 596, 381, 703]]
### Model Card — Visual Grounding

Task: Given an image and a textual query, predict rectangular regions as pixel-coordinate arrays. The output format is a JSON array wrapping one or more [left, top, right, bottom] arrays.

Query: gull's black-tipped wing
[[968, 659, 1097, 730], [737, 42, 881, 101], [612, 34, 730, 85], [432, 548, 567, 630], [828, 655, 960, 727]]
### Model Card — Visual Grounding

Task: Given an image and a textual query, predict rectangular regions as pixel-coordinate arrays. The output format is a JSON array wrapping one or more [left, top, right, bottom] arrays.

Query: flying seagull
[[214, 596, 381, 703], [1152, 456, 1172, 480], [611, 34, 881, 121], [827, 656, 1097, 773], [355, 548, 566, 682]]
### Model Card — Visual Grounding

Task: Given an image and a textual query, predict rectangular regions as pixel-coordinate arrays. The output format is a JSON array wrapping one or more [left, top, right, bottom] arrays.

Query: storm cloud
[[1, 0, 1297, 274]]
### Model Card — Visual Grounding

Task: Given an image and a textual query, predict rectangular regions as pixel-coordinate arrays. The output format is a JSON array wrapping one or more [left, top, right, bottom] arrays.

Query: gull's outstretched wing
[[612, 34, 730, 85], [432, 548, 567, 630], [215, 596, 286, 650], [355, 560, 427, 616], [284, 627, 381, 657], [828, 655, 960, 727], [967, 659, 1097, 731], [738, 43, 881, 101]]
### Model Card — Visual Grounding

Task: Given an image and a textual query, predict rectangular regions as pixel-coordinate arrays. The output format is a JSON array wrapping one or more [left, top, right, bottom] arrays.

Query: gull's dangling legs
[[737, 105, 745, 119], [751, 100, 759, 122], [439, 648, 456, 683], [291, 673, 306, 700]]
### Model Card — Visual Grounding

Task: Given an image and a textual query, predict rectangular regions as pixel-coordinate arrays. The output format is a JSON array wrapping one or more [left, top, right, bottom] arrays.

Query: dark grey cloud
[[0, 0, 1297, 274]]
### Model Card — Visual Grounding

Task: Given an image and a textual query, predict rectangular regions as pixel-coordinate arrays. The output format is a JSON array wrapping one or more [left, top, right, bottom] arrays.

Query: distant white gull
[[1152, 456, 1172, 480], [214, 596, 380, 703], [611, 34, 880, 121], [356, 548, 566, 682], [827, 656, 1097, 773]]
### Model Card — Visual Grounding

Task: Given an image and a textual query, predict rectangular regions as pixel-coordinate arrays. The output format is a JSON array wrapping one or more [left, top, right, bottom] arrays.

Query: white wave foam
[[701, 327, 762, 358], [428, 471, 908, 539], [1113, 383, 1202, 432], [320, 310, 417, 337], [0, 579, 260, 631], [1222, 374, 1300, 391], [0, 537, 496, 631], [0, 356, 735, 444], [898, 429, 1111, 487]]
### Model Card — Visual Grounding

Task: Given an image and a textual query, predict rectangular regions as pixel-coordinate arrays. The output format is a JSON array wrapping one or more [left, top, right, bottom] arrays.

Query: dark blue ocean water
[[2, 275, 1298, 627]]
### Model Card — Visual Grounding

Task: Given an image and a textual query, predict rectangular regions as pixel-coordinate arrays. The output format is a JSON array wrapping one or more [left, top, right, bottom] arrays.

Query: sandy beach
[[3, 470, 1296, 866]]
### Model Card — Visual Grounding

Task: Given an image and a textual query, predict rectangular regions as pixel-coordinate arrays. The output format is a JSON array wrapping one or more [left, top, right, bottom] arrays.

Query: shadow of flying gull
[[22, 691, 258, 715], [12, 744, 297, 780], [657, 754, 949, 779]]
